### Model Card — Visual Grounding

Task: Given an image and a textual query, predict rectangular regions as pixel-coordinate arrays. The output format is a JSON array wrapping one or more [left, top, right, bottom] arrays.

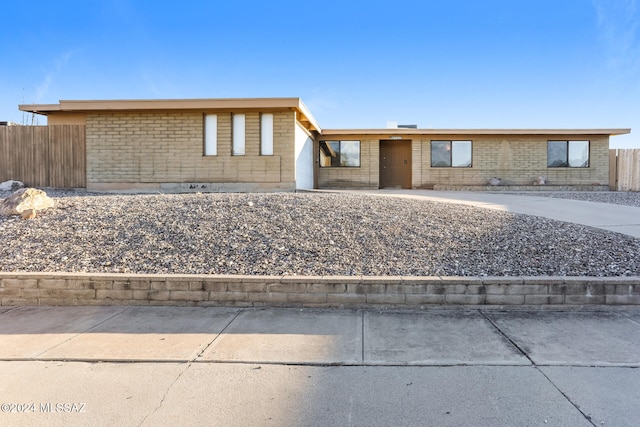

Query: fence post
[[609, 149, 618, 191]]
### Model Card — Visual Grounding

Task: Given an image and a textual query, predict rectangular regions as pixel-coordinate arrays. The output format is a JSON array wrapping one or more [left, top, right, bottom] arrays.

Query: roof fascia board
[[16, 99, 629, 136], [18, 104, 61, 114], [20, 97, 302, 113], [19, 98, 323, 131], [57, 98, 302, 110], [319, 129, 631, 137], [296, 98, 321, 132]]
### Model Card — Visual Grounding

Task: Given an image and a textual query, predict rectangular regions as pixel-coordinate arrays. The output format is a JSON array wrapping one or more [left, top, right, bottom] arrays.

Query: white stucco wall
[[295, 122, 314, 189]]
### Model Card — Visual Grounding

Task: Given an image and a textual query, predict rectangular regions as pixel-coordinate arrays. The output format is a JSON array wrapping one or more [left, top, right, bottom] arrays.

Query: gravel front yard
[[1, 191, 639, 277]]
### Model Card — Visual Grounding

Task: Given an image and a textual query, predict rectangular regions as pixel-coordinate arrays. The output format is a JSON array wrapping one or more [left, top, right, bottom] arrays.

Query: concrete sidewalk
[[322, 189, 640, 238], [1, 306, 640, 426]]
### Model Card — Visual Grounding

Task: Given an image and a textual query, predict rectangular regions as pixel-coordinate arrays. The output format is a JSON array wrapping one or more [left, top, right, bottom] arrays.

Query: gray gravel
[[1, 190, 639, 276], [505, 191, 640, 207]]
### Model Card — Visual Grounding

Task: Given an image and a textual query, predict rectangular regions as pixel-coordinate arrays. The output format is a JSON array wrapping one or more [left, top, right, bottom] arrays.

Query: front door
[[379, 140, 412, 189]]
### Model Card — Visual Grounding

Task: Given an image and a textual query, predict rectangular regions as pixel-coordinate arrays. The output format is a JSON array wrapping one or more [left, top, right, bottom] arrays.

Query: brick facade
[[317, 134, 610, 189], [414, 135, 609, 187], [22, 98, 624, 191], [86, 111, 297, 191], [316, 138, 380, 188]]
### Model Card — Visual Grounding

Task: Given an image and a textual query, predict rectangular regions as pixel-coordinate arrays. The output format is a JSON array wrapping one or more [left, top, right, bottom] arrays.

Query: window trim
[[430, 140, 473, 168], [260, 113, 274, 156], [232, 113, 245, 156], [204, 114, 217, 156], [319, 140, 361, 168]]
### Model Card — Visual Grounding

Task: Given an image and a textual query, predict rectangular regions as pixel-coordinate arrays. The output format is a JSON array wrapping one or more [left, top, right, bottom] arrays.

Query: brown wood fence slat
[[0, 127, 10, 181], [0, 125, 85, 188], [610, 149, 640, 191], [616, 149, 640, 191]]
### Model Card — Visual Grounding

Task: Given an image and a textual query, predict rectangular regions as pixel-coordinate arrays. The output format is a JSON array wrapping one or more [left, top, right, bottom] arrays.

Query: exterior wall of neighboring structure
[[84, 110, 297, 191], [317, 134, 610, 189]]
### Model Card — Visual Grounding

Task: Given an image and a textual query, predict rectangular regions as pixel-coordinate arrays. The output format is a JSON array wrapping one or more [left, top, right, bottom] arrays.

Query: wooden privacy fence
[[0, 125, 86, 188], [610, 149, 640, 191]]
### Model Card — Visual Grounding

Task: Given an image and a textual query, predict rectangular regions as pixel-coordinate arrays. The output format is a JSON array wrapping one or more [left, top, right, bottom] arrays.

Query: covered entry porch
[[316, 130, 419, 189]]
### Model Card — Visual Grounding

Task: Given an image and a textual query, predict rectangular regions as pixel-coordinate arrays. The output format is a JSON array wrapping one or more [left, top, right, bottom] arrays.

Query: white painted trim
[[261, 113, 274, 155], [204, 114, 217, 156], [233, 113, 245, 155]]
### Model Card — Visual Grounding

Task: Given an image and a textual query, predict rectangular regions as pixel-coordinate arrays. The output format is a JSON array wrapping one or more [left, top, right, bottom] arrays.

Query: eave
[[19, 98, 322, 132], [319, 128, 631, 138]]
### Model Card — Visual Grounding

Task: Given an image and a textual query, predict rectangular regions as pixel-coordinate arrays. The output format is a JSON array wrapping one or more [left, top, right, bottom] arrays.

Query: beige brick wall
[[86, 111, 297, 188], [317, 135, 610, 189], [416, 135, 609, 187], [317, 139, 379, 188]]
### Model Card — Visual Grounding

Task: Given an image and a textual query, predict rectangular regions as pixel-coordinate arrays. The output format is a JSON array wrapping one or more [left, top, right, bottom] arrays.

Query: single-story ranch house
[[19, 98, 630, 192]]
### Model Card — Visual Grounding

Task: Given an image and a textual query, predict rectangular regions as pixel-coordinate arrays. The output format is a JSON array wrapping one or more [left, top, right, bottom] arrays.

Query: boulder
[[533, 176, 548, 186], [488, 177, 501, 186], [0, 180, 25, 192], [0, 188, 54, 216]]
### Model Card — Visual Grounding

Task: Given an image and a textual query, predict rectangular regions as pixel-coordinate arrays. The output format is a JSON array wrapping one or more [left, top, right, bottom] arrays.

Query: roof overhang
[[18, 99, 631, 137], [19, 98, 322, 132], [319, 128, 631, 138]]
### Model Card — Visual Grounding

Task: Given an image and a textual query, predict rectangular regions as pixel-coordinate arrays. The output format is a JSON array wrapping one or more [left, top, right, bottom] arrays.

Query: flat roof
[[18, 98, 631, 136], [321, 128, 631, 136], [19, 98, 321, 131]]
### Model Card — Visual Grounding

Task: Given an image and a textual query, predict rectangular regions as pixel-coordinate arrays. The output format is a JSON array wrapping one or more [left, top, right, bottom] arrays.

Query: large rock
[[533, 176, 548, 186], [0, 180, 25, 192], [0, 188, 54, 216], [488, 177, 502, 186]]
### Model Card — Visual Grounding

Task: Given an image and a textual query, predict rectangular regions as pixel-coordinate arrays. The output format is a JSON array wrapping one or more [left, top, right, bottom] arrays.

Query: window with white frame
[[261, 113, 274, 155], [204, 114, 217, 156], [547, 140, 589, 167], [232, 113, 245, 156]]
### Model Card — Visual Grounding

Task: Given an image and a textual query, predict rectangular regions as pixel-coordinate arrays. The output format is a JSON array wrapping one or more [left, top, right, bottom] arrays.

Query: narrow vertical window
[[233, 113, 245, 155], [204, 114, 217, 156], [261, 113, 274, 155]]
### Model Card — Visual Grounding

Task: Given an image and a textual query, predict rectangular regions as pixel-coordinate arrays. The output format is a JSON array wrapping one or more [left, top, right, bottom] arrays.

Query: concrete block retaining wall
[[1, 273, 639, 308]]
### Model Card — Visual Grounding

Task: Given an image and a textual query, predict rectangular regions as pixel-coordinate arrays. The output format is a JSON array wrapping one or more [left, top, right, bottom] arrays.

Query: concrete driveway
[[1, 306, 639, 426], [321, 189, 640, 238]]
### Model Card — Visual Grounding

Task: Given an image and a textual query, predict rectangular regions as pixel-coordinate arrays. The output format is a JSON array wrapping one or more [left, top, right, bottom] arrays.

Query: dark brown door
[[379, 140, 412, 189]]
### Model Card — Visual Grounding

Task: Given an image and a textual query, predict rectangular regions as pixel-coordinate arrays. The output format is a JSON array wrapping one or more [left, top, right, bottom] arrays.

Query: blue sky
[[1, 0, 638, 147]]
